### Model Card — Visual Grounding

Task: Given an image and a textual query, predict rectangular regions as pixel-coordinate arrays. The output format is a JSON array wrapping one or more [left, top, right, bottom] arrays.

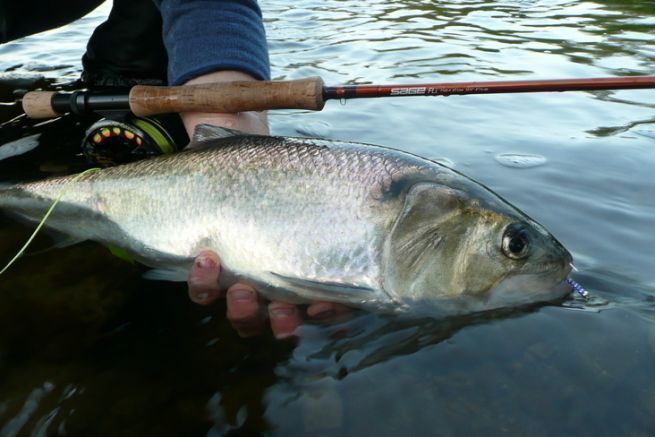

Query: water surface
[[1, 1, 654, 435]]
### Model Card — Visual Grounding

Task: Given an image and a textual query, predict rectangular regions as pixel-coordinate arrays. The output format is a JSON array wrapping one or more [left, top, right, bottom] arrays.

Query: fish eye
[[501, 223, 530, 260]]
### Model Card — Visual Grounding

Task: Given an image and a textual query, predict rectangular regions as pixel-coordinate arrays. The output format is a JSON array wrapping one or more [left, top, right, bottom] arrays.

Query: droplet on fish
[[495, 153, 547, 169], [295, 120, 332, 138]]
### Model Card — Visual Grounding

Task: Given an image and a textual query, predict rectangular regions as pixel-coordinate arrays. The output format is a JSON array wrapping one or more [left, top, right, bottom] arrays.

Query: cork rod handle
[[22, 91, 59, 118], [129, 77, 325, 116]]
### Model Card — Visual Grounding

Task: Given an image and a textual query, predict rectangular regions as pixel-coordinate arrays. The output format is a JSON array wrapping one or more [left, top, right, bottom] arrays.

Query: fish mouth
[[517, 247, 573, 284], [486, 260, 573, 309]]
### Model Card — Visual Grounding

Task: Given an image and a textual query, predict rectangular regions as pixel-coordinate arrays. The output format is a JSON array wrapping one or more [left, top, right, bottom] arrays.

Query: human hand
[[180, 70, 269, 137], [181, 72, 350, 337], [187, 250, 351, 339]]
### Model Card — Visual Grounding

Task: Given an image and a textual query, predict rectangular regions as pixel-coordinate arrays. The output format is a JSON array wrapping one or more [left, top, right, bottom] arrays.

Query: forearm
[[155, 0, 270, 86], [154, 0, 271, 137]]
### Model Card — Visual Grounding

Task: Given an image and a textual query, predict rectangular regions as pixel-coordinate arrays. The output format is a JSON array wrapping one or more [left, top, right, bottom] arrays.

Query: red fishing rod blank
[[322, 76, 655, 100]]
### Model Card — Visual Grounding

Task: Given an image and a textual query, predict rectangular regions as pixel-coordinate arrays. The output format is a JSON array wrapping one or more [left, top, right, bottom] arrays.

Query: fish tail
[[0, 182, 26, 276], [0, 182, 15, 209], [0, 178, 75, 276], [0, 168, 99, 212], [0, 182, 25, 211], [0, 182, 57, 227]]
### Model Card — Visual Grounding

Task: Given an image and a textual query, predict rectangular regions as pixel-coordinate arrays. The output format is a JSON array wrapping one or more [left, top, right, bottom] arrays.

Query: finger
[[187, 250, 222, 305], [226, 284, 266, 338], [306, 302, 352, 321], [268, 301, 303, 339]]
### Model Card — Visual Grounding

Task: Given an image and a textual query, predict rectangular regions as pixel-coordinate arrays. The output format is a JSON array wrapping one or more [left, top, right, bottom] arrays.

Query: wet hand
[[187, 250, 351, 338]]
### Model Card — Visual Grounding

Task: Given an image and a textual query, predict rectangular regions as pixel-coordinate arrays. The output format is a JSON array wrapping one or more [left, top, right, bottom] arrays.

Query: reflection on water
[[268, 0, 654, 83], [1, 0, 655, 435]]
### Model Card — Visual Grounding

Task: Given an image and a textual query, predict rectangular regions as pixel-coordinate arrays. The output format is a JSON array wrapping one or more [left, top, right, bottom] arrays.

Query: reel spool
[[82, 115, 178, 167]]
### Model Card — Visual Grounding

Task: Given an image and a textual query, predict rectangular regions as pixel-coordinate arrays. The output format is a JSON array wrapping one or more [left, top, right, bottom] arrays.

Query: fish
[[0, 125, 572, 316]]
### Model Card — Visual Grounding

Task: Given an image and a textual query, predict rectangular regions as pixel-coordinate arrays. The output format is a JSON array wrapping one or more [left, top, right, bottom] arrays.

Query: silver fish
[[0, 125, 572, 316]]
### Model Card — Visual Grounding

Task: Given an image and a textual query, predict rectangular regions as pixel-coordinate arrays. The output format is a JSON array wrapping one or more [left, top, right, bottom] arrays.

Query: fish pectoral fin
[[143, 267, 189, 282], [270, 272, 375, 302]]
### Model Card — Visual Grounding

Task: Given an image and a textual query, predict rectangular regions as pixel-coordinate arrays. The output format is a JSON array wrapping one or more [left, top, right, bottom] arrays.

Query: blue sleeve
[[154, 0, 270, 85]]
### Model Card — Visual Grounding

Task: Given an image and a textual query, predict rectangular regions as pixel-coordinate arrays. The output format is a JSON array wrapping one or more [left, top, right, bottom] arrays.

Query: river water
[[1, 1, 654, 435]]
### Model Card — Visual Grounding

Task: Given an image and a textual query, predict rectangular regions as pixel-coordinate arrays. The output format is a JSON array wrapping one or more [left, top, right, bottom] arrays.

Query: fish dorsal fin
[[191, 124, 250, 143]]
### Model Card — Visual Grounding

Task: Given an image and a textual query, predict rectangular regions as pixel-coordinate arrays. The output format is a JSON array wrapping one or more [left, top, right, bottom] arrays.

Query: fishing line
[[0, 167, 100, 276]]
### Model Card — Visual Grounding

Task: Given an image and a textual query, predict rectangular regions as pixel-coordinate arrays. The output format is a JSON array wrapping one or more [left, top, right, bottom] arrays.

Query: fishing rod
[[21, 75, 655, 119]]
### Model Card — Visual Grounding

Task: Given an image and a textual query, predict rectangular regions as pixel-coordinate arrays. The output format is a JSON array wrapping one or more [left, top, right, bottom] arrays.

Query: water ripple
[[2, 1, 655, 435], [266, 0, 655, 84]]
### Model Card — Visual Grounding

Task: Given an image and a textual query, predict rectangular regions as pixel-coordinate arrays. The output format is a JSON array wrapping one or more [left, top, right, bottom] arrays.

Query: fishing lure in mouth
[[567, 277, 589, 299]]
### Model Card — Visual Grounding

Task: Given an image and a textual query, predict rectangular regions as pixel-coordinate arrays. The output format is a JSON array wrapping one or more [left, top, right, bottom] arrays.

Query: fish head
[[383, 181, 572, 314]]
